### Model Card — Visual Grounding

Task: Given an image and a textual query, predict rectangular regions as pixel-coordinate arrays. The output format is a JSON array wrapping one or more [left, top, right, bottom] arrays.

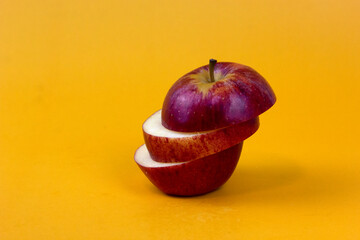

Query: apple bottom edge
[[136, 143, 243, 197]]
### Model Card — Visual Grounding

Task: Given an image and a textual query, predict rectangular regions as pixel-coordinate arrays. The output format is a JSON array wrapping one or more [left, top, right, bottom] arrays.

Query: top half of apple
[[162, 59, 276, 132]]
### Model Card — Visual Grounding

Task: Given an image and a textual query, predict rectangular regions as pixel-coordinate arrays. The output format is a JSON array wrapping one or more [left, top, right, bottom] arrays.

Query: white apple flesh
[[134, 143, 243, 196], [143, 110, 259, 163]]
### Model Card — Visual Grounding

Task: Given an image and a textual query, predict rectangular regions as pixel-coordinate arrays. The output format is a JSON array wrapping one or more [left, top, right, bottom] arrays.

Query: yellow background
[[1, 0, 360, 239]]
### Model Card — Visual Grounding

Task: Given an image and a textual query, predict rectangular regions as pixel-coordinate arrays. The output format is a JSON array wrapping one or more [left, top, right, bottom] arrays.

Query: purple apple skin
[[136, 143, 242, 196], [162, 62, 276, 132]]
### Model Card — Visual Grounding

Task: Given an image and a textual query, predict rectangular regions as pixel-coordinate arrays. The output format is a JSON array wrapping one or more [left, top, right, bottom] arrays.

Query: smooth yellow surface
[[1, 0, 360, 239]]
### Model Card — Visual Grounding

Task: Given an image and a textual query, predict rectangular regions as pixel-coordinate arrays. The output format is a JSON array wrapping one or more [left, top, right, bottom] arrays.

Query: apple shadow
[[223, 158, 302, 196], [201, 156, 355, 206]]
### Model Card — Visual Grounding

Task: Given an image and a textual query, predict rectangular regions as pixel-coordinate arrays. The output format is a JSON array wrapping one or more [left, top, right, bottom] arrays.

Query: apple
[[162, 59, 276, 132], [134, 143, 243, 196], [135, 59, 276, 196], [143, 109, 259, 163]]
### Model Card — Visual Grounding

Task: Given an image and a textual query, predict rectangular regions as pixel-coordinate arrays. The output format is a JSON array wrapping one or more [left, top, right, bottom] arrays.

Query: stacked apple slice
[[135, 60, 276, 196]]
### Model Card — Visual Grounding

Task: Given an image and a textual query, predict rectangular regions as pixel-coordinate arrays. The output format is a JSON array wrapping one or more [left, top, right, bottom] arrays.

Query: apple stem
[[209, 59, 217, 83]]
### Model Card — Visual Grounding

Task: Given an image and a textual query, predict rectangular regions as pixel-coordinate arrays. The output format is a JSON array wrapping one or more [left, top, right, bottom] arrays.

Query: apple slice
[[134, 143, 243, 196], [162, 61, 276, 132], [143, 110, 259, 163]]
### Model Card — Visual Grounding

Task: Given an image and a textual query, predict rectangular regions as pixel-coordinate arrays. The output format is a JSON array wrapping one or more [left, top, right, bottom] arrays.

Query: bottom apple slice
[[134, 143, 243, 196]]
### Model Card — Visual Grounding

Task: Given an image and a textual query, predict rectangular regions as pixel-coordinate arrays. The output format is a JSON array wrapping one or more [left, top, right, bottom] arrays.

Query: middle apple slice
[[143, 110, 259, 163]]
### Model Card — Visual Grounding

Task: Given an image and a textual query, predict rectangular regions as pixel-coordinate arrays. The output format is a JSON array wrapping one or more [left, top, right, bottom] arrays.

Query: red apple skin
[[144, 116, 258, 163], [135, 143, 243, 196], [162, 62, 276, 132]]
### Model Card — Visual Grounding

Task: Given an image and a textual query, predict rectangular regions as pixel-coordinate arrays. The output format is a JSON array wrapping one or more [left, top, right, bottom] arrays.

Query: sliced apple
[[134, 143, 243, 196], [143, 110, 258, 163]]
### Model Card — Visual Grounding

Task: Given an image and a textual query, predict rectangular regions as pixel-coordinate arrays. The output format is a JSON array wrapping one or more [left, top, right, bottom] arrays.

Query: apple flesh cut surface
[[162, 62, 276, 132], [143, 110, 259, 163], [134, 143, 243, 196]]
